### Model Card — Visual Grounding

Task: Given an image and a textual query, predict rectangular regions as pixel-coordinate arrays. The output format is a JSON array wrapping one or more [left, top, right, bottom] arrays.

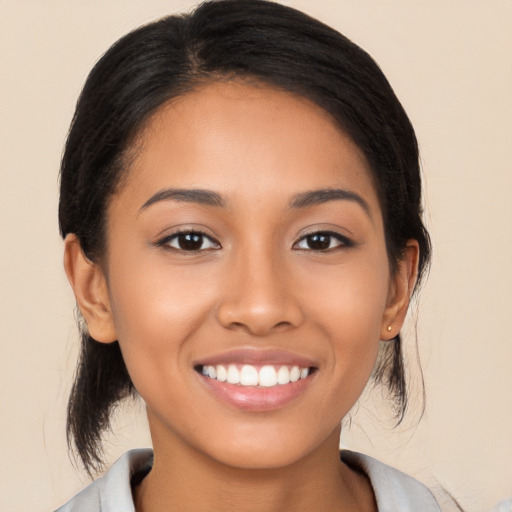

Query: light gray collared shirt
[[55, 448, 441, 511]]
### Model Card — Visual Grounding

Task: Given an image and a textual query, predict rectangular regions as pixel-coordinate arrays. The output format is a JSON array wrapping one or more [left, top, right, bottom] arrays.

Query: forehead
[[119, 80, 380, 216]]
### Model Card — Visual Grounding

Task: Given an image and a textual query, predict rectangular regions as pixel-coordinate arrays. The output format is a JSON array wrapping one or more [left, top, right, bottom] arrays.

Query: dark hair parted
[[59, 0, 431, 475]]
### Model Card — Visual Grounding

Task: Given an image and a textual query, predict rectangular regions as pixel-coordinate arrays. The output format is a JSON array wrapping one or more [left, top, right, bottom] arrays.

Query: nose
[[216, 249, 304, 336]]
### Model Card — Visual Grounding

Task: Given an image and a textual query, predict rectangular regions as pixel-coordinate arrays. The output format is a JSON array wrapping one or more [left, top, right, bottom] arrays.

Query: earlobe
[[381, 240, 420, 340], [63, 234, 117, 344]]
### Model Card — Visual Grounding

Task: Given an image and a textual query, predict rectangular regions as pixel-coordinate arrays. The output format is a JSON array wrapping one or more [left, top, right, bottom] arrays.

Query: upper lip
[[194, 348, 317, 368]]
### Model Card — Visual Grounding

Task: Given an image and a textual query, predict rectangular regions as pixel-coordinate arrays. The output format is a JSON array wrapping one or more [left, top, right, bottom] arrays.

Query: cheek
[[109, 240, 217, 326], [302, 253, 390, 387], [304, 252, 390, 338], [105, 255, 219, 383]]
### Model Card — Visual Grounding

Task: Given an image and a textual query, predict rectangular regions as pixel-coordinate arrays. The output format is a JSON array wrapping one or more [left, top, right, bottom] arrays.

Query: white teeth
[[216, 365, 227, 382], [276, 366, 290, 384], [240, 365, 259, 386], [227, 365, 240, 384], [201, 363, 311, 387], [259, 365, 278, 387], [290, 366, 300, 382]]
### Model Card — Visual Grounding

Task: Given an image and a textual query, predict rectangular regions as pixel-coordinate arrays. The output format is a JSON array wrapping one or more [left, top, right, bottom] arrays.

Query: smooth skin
[[64, 81, 419, 512]]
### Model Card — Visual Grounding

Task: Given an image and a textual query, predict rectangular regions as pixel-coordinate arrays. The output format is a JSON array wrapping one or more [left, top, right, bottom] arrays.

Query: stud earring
[[387, 325, 392, 332]]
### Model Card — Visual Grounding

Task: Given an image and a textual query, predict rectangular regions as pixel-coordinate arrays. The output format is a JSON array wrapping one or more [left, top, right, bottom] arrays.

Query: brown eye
[[159, 231, 220, 252], [305, 233, 331, 250], [177, 233, 204, 251], [294, 231, 352, 251]]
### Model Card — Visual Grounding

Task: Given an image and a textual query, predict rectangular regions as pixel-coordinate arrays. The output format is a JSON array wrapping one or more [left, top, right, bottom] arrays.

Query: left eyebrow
[[290, 188, 371, 217], [140, 188, 227, 211]]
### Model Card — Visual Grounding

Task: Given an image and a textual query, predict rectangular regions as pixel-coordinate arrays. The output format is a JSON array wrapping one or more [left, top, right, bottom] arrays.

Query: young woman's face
[[101, 81, 405, 469]]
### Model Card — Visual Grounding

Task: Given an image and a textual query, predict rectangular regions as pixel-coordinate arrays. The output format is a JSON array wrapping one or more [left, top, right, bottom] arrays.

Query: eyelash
[[155, 229, 353, 253], [293, 231, 354, 252], [155, 229, 221, 252]]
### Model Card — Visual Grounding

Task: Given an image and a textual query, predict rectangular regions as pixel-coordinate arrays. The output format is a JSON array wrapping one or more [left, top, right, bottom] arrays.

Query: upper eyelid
[[155, 228, 221, 248], [295, 229, 352, 242], [153, 227, 353, 248], [154, 225, 219, 241], [295, 220, 355, 238], [292, 230, 354, 249]]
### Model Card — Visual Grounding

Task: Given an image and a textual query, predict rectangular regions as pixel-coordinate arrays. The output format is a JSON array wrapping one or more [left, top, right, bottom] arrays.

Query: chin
[[200, 423, 339, 471], [211, 445, 309, 471]]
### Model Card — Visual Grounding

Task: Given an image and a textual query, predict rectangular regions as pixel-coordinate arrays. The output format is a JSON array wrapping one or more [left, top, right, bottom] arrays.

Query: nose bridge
[[216, 240, 302, 335]]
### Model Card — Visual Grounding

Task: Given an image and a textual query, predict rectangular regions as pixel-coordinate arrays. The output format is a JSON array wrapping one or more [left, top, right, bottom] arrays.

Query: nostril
[[228, 321, 246, 331], [216, 291, 304, 335]]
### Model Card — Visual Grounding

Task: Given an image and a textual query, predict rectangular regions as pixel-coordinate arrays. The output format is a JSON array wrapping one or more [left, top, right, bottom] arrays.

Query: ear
[[380, 240, 420, 340], [63, 234, 117, 344]]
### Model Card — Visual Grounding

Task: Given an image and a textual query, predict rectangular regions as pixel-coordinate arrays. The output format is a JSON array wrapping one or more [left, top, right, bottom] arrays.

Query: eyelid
[[292, 229, 355, 251], [154, 227, 221, 252]]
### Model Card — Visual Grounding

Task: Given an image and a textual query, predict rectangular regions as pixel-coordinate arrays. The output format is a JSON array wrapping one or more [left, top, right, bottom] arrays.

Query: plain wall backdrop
[[0, 1, 510, 511]]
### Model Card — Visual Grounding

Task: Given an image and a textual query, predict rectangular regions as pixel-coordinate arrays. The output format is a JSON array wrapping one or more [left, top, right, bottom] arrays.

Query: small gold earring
[[387, 325, 392, 332]]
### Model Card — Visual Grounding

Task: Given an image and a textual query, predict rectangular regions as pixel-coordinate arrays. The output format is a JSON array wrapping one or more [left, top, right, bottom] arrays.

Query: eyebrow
[[290, 188, 371, 216], [140, 186, 371, 217], [140, 188, 226, 210]]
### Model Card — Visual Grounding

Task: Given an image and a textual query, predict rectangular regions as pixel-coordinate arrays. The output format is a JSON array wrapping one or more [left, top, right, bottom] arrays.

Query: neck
[[134, 421, 375, 512]]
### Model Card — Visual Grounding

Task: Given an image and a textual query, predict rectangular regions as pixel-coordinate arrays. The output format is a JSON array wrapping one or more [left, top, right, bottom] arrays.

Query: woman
[[56, 0, 437, 510]]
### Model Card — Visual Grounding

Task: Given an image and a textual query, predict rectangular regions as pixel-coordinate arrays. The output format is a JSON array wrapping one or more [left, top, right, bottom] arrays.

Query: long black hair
[[59, 0, 431, 475]]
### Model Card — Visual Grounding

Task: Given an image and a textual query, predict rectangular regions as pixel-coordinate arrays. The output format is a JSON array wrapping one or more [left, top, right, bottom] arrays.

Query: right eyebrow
[[139, 188, 227, 211], [289, 188, 371, 218]]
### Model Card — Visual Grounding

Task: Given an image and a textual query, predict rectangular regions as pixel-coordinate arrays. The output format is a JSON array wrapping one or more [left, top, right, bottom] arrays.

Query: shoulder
[[492, 497, 512, 512], [54, 449, 153, 512], [341, 450, 441, 512], [55, 448, 440, 511]]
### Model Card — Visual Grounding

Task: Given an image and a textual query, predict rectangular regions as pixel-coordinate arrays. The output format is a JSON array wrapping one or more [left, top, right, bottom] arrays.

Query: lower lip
[[199, 373, 314, 412]]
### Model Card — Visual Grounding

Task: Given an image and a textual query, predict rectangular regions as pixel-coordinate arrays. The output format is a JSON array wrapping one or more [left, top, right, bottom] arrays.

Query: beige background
[[1, 1, 511, 511]]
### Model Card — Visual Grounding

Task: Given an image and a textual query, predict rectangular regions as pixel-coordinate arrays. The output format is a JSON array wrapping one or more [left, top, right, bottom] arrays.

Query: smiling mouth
[[195, 364, 315, 388]]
